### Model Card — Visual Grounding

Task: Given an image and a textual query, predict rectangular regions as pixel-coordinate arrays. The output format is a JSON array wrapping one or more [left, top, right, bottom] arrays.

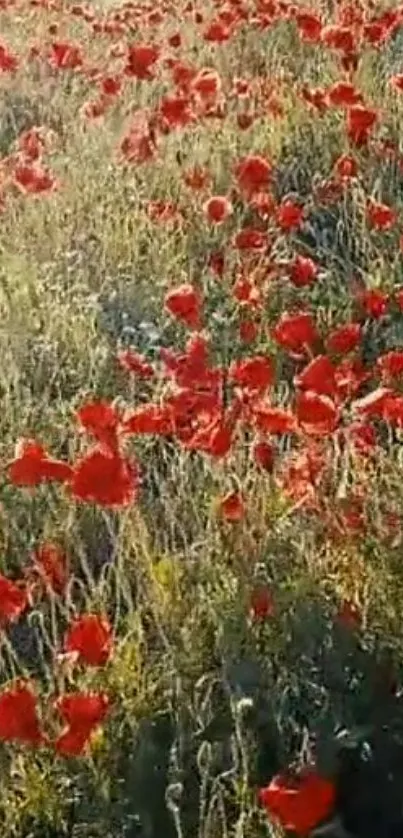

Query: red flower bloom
[[54, 691, 110, 756], [276, 199, 303, 231], [346, 105, 377, 146], [272, 312, 319, 354], [32, 543, 68, 595], [333, 153, 358, 180], [64, 614, 113, 666], [253, 440, 275, 472], [296, 390, 339, 435], [289, 254, 318, 287], [71, 449, 139, 507], [366, 199, 397, 230], [124, 44, 160, 80], [203, 19, 232, 43], [229, 355, 274, 393], [164, 283, 202, 329], [294, 355, 337, 398], [0, 43, 18, 73], [295, 11, 322, 43], [234, 154, 272, 196], [234, 227, 268, 251], [159, 95, 194, 129], [76, 401, 121, 454], [327, 81, 362, 108], [260, 769, 335, 836], [358, 288, 389, 318], [203, 195, 233, 223], [123, 403, 173, 435], [7, 439, 72, 487], [250, 584, 274, 620], [0, 575, 27, 624], [253, 403, 297, 435], [326, 322, 361, 354], [377, 350, 403, 381], [219, 490, 245, 522], [49, 41, 83, 70], [13, 163, 57, 194], [0, 682, 44, 746]]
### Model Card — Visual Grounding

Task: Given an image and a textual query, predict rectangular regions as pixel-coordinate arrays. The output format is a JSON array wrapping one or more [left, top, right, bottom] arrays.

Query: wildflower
[[64, 614, 113, 666]]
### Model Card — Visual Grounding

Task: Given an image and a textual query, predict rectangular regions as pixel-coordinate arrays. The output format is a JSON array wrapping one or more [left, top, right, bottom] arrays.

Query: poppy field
[[3, 0, 403, 835]]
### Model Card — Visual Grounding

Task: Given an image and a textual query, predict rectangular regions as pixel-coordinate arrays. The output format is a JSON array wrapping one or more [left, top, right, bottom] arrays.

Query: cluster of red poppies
[[2, 0, 403, 833]]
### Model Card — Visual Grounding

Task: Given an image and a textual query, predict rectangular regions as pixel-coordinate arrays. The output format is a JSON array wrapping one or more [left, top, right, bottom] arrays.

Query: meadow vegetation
[[1, 0, 403, 836]]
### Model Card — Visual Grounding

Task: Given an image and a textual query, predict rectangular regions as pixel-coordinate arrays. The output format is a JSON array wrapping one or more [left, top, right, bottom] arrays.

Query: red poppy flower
[[377, 350, 403, 381], [296, 390, 339, 435], [159, 95, 194, 129], [32, 543, 68, 595], [49, 41, 83, 70], [322, 25, 356, 54], [260, 769, 335, 836], [219, 491, 245, 522], [124, 44, 160, 80], [13, 163, 57, 194], [0, 682, 44, 746], [164, 283, 202, 329], [186, 417, 233, 459], [234, 227, 268, 251], [276, 199, 303, 231], [233, 275, 261, 308], [346, 105, 377, 146], [250, 584, 274, 620], [54, 691, 110, 756], [366, 199, 397, 230], [295, 11, 322, 42], [0, 43, 18, 73], [100, 75, 122, 97], [191, 68, 222, 102], [327, 81, 362, 107], [118, 349, 154, 378], [203, 19, 232, 43], [123, 403, 173, 435], [64, 614, 113, 667], [229, 355, 274, 393], [253, 403, 297, 435], [351, 386, 393, 419], [76, 401, 121, 454], [289, 254, 318, 287], [253, 440, 275, 472], [0, 575, 27, 624], [294, 355, 337, 398], [70, 449, 139, 507], [7, 439, 73, 487], [358, 288, 389, 318], [272, 312, 319, 354], [18, 127, 47, 161], [234, 154, 272, 196], [325, 322, 361, 354], [203, 195, 233, 223], [333, 153, 358, 180]]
